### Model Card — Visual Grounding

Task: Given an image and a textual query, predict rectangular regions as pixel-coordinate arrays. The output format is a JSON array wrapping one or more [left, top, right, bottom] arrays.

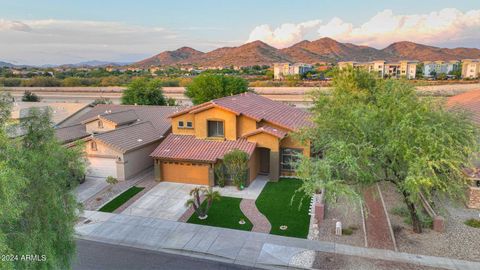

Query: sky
[[0, 0, 479, 65]]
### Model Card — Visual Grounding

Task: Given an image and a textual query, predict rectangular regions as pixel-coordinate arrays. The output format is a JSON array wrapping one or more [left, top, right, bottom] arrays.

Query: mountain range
[[133, 38, 480, 68]]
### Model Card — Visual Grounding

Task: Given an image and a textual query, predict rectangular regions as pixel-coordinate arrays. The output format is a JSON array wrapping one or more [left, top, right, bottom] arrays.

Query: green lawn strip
[[187, 196, 253, 231], [256, 178, 310, 238], [99, 186, 145, 213]]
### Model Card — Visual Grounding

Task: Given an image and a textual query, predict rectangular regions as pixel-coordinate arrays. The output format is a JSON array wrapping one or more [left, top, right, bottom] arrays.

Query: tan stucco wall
[[280, 135, 310, 157], [85, 119, 116, 133], [246, 132, 279, 151], [193, 107, 237, 140], [85, 139, 120, 158], [237, 115, 258, 137], [171, 113, 195, 135], [122, 141, 160, 180], [248, 148, 260, 183]]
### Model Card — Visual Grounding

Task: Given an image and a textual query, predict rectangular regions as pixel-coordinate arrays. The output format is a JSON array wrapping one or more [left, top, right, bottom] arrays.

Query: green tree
[[185, 74, 249, 105], [22, 90, 40, 102], [297, 68, 479, 233], [223, 150, 249, 189], [121, 78, 167, 105], [185, 187, 221, 219], [0, 106, 85, 269]]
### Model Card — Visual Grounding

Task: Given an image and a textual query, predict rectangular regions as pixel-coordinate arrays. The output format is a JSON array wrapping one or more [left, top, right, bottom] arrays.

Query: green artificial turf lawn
[[187, 196, 253, 231], [98, 186, 145, 213], [256, 178, 311, 238]]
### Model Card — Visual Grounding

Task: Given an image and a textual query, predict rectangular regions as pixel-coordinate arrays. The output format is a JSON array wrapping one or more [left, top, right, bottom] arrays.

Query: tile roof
[[170, 92, 312, 131], [55, 104, 179, 145], [99, 110, 139, 126], [242, 125, 288, 139], [93, 122, 163, 153], [150, 134, 256, 163], [11, 102, 89, 125], [55, 124, 90, 143], [447, 89, 480, 125]]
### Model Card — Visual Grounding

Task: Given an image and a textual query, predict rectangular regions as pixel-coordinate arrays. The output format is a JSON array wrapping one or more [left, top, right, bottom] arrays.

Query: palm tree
[[185, 187, 221, 219]]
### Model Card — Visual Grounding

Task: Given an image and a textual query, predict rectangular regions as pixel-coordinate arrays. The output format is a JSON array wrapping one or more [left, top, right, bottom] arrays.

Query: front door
[[259, 148, 270, 175]]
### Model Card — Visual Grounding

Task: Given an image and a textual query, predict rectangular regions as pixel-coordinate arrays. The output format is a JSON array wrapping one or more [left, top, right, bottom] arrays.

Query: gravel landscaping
[[313, 252, 442, 270], [379, 181, 480, 262], [316, 196, 365, 247]]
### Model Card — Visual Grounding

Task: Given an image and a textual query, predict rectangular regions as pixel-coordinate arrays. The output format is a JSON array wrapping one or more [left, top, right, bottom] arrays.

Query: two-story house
[[150, 92, 312, 186], [55, 104, 179, 181]]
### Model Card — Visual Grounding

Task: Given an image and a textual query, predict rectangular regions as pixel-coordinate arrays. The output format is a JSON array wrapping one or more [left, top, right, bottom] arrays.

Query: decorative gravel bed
[[313, 252, 442, 270], [379, 181, 480, 262], [316, 195, 365, 247]]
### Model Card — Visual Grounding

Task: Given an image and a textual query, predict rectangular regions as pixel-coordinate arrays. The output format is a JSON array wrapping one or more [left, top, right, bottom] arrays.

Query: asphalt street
[[74, 239, 260, 270]]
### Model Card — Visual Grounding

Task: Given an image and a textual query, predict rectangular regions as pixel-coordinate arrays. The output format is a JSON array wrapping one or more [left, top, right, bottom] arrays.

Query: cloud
[[247, 8, 480, 48], [0, 19, 31, 32], [247, 20, 321, 48], [0, 19, 231, 65]]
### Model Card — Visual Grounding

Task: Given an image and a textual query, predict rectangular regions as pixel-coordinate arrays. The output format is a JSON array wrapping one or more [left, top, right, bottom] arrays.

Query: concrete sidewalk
[[76, 211, 480, 270]]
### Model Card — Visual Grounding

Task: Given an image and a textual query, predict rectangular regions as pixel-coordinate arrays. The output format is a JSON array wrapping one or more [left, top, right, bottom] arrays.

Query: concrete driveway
[[122, 182, 201, 221], [75, 177, 108, 203]]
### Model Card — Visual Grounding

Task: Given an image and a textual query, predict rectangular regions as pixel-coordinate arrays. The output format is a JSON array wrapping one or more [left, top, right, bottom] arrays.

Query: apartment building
[[423, 60, 460, 77], [273, 63, 313, 80], [461, 59, 480, 79], [338, 60, 418, 79]]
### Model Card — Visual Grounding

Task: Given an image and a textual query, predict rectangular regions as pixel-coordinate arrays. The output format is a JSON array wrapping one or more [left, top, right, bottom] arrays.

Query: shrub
[[22, 91, 40, 102], [391, 206, 432, 229], [222, 150, 249, 190], [214, 164, 227, 187], [465, 218, 480, 228]]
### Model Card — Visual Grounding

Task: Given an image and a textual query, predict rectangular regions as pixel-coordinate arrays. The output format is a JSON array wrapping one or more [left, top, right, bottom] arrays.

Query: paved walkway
[[76, 212, 480, 270], [214, 175, 268, 200], [240, 199, 271, 233], [75, 177, 109, 203], [363, 184, 396, 251]]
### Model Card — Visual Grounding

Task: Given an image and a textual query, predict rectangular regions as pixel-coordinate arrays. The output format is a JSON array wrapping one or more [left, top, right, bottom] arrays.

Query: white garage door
[[87, 157, 117, 178]]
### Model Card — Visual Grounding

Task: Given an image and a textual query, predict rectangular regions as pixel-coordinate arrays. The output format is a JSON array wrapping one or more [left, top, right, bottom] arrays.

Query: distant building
[[273, 63, 313, 80], [461, 59, 480, 79], [423, 60, 460, 77], [338, 60, 418, 79]]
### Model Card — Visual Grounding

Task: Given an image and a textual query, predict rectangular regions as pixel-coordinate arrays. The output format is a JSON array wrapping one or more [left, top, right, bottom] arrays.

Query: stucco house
[[447, 89, 480, 209], [150, 92, 312, 186], [55, 104, 179, 180]]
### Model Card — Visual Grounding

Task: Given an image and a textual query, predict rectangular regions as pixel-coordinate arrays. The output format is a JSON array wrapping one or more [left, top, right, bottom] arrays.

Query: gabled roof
[[55, 104, 179, 144], [150, 134, 256, 163], [447, 89, 480, 125], [82, 109, 139, 126], [169, 92, 312, 131], [242, 125, 288, 139], [93, 122, 163, 153], [55, 124, 90, 144]]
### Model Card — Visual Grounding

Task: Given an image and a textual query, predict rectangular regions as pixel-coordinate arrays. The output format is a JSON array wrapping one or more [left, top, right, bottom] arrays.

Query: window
[[98, 120, 103, 128], [178, 121, 184, 128], [186, 121, 193, 128], [280, 148, 302, 171], [207, 120, 224, 137], [91, 141, 97, 151]]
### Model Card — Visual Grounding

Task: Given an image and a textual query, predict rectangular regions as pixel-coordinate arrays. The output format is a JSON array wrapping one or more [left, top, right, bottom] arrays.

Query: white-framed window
[[178, 121, 184, 128], [186, 121, 193, 128]]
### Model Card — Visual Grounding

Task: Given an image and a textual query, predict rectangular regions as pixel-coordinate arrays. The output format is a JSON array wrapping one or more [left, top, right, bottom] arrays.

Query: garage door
[[87, 157, 117, 178], [161, 162, 209, 185]]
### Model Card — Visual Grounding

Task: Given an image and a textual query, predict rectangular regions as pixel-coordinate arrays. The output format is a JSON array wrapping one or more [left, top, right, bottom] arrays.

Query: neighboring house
[[150, 92, 312, 186], [447, 89, 480, 209], [338, 60, 418, 79], [55, 104, 179, 181], [423, 60, 460, 77], [7, 102, 91, 138], [461, 59, 480, 79], [273, 63, 313, 80]]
